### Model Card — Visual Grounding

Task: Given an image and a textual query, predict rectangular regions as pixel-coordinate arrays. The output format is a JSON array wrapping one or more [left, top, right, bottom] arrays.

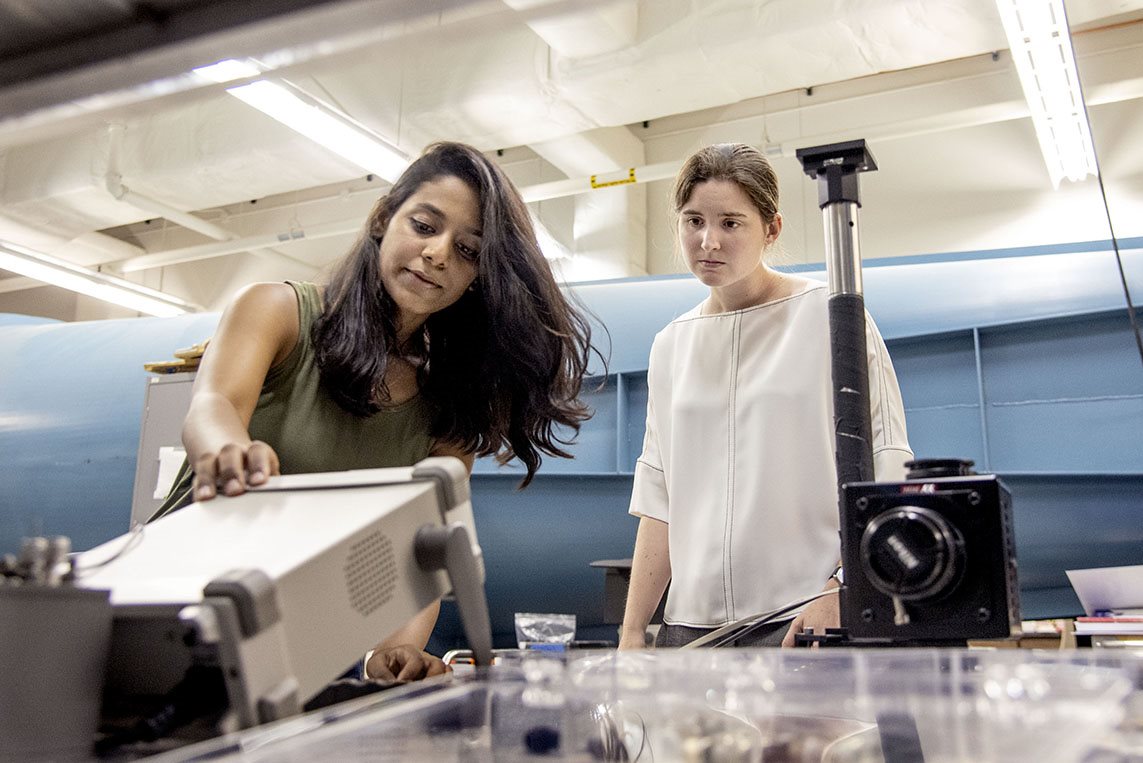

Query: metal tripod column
[[795, 139, 878, 490]]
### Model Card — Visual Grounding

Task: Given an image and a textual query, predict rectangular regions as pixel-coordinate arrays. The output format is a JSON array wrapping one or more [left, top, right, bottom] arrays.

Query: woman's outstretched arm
[[181, 282, 299, 501]]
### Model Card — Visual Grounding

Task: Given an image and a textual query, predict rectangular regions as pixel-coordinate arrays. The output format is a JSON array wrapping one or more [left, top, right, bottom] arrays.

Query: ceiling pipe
[[114, 217, 361, 273], [103, 124, 232, 242], [105, 174, 238, 242], [104, 91, 1047, 274], [102, 131, 894, 272], [102, 124, 314, 272]]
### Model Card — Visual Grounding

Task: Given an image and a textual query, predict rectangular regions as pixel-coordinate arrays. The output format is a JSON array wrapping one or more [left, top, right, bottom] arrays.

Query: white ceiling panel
[[0, 0, 1140, 319]]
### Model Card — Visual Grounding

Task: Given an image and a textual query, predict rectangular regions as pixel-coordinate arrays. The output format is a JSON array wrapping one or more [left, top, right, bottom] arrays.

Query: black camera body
[[839, 459, 1021, 644]]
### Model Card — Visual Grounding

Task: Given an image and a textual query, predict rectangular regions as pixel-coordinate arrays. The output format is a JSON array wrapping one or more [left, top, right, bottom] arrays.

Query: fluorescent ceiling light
[[995, 0, 1097, 187], [226, 79, 409, 183], [0, 241, 198, 317], [193, 59, 407, 181]]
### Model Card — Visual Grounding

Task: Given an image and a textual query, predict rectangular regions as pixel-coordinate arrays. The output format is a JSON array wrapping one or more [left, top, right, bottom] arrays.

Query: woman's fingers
[[216, 443, 250, 495], [192, 453, 219, 501], [191, 441, 282, 502], [245, 441, 280, 486], [367, 646, 451, 683]]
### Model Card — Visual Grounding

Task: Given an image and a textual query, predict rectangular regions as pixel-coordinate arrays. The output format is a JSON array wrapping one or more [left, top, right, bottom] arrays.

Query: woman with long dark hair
[[156, 142, 596, 678]]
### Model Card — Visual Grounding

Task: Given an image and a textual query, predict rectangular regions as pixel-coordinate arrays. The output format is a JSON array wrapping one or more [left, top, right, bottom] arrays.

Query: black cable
[[1062, 3, 1143, 371], [707, 588, 841, 648], [70, 522, 145, 579], [1091, 155, 1143, 370]]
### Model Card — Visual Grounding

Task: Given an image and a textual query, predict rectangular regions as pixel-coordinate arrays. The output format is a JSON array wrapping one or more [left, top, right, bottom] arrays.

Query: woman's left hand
[[780, 581, 841, 647]]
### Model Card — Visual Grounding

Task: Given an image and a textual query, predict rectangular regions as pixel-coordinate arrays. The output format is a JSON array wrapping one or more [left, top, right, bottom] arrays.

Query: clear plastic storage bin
[[159, 648, 1141, 762]]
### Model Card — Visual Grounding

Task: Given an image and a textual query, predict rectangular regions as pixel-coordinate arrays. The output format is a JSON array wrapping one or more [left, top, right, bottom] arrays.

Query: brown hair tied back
[[672, 143, 780, 225]]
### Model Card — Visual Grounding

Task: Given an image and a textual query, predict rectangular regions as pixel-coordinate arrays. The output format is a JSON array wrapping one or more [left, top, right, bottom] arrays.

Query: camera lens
[[859, 505, 965, 601], [904, 458, 975, 480]]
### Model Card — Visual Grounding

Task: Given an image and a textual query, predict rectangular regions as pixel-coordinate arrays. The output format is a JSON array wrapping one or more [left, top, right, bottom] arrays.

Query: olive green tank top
[[153, 281, 434, 519]]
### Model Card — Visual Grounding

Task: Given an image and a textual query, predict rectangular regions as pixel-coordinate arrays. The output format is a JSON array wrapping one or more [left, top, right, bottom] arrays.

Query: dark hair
[[672, 143, 780, 223], [313, 141, 595, 486]]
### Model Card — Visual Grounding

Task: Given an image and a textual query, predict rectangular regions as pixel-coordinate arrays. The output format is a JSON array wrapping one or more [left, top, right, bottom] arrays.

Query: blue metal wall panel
[[988, 400, 1143, 473], [859, 245, 1143, 338], [981, 313, 1143, 473], [891, 334, 982, 408], [888, 333, 987, 467], [982, 313, 1143, 402], [570, 244, 1142, 367], [1001, 474, 1143, 616], [621, 372, 648, 473], [572, 278, 706, 374], [433, 474, 638, 648], [896, 407, 988, 469], [471, 377, 621, 477]]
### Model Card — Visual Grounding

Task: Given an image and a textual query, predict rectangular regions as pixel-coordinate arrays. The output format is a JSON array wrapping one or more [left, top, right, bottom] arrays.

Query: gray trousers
[[655, 617, 791, 648]]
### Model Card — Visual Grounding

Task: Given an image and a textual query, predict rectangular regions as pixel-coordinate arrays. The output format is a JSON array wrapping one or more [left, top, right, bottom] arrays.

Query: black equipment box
[[839, 460, 1020, 643]]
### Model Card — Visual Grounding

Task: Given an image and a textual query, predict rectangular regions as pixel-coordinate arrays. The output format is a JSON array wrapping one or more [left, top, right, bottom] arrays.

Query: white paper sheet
[[1065, 565, 1143, 616], [152, 446, 186, 499]]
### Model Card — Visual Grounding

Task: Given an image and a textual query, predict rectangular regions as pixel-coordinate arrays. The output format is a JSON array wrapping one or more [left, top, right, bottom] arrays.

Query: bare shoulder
[[218, 282, 302, 365], [229, 282, 299, 316], [224, 282, 300, 328]]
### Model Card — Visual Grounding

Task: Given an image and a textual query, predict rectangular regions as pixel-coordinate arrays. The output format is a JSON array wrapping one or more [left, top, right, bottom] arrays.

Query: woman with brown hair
[[156, 141, 597, 678], [619, 143, 912, 650]]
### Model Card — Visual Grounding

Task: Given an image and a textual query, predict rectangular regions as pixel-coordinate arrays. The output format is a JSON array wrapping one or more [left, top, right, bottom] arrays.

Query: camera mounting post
[[795, 139, 879, 492]]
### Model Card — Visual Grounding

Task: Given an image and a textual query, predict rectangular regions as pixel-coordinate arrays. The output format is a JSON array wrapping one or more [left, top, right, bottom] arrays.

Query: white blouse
[[629, 280, 913, 628]]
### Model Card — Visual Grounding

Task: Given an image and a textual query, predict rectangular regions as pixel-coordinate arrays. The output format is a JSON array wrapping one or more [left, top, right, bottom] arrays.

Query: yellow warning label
[[589, 168, 637, 189]]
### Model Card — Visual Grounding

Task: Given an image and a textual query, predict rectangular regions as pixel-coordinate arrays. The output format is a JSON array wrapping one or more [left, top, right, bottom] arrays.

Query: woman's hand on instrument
[[366, 645, 451, 682], [780, 580, 841, 647], [192, 440, 280, 501]]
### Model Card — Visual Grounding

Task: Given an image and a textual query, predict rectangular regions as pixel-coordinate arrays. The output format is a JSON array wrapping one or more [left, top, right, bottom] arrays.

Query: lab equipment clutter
[[3, 458, 492, 758], [0, 538, 113, 761]]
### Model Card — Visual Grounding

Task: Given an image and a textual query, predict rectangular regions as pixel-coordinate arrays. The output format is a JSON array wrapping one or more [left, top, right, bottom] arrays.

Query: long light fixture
[[995, 0, 1097, 187], [193, 60, 564, 260], [0, 241, 198, 317], [193, 60, 409, 183]]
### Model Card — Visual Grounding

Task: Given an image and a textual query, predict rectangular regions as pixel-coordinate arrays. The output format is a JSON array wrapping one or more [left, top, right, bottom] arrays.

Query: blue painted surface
[[888, 333, 987, 469], [0, 313, 221, 550], [1000, 474, 1143, 617], [981, 313, 1143, 474], [431, 474, 639, 651], [0, 314, 60, 326], [1, 239, 1141, 647]]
